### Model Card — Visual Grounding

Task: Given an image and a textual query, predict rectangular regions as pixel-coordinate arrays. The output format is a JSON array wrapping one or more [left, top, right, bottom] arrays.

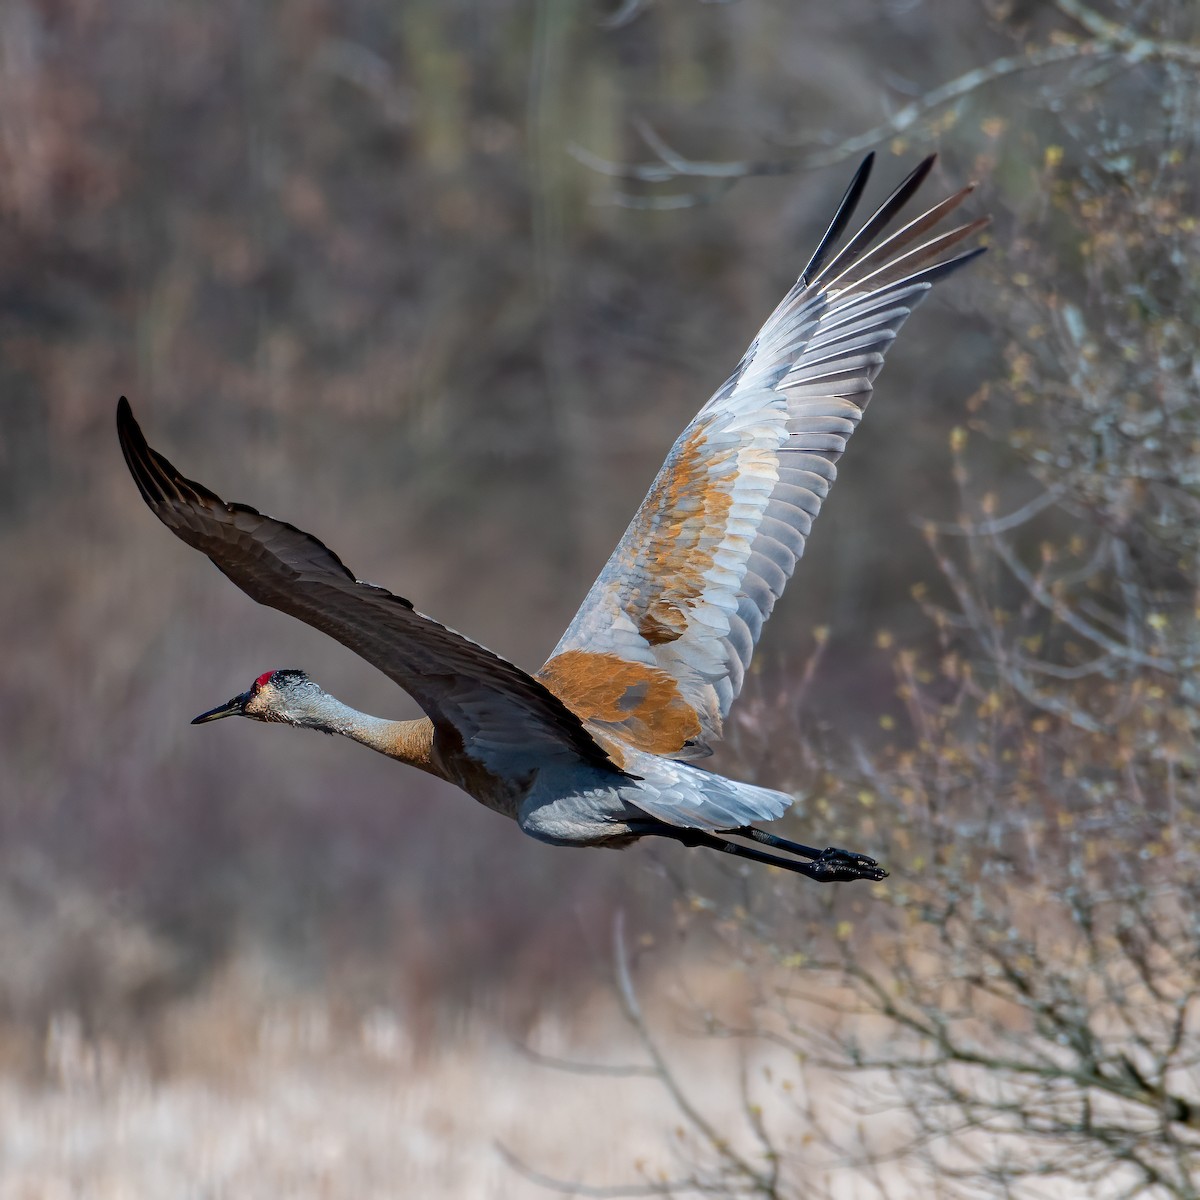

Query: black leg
[[720, 825, 887, 881], [666, 827, 887, 883], [725, 825, 826, 860]]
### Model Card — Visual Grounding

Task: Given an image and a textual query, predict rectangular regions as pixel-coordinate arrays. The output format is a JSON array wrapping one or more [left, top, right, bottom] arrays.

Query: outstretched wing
[[540, 154, 987, 759], [117, 399, 623, 779]]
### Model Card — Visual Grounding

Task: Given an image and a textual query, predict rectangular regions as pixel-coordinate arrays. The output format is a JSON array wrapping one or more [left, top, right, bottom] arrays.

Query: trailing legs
[[663, 826, 888, 883]]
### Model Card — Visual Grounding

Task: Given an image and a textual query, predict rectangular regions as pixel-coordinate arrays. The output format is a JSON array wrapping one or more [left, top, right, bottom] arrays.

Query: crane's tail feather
[[618, 759, 794, 831]]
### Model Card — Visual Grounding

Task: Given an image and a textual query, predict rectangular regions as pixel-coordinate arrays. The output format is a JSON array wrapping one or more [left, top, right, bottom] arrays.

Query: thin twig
[[917, 485, 1066, 537], [988, 532, 1170, 673], [1054, 0, 1200, 66], [510, 1038, 659, 1078], [613, 913, 776, 1195], [578, 7, 1200, 207], [574, 38, 1128, 202]]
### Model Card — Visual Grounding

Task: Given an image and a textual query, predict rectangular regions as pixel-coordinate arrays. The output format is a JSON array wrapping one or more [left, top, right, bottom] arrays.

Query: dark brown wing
[[117, 398, 621, 778]]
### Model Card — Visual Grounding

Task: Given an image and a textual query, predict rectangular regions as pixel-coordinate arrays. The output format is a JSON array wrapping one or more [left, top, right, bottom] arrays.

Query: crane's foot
[[806, 846, 888, 883]]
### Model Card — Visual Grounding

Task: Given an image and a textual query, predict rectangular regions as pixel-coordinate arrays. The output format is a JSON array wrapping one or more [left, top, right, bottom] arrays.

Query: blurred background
[[1, 0, 1197, 1195]]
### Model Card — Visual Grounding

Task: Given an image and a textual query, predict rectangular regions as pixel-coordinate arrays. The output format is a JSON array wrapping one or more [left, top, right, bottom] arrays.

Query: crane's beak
[[191, 691, 251, 724]]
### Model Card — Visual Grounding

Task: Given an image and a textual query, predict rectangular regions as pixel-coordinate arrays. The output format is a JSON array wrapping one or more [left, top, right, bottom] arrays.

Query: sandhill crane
[[119, 153, 986, 883]]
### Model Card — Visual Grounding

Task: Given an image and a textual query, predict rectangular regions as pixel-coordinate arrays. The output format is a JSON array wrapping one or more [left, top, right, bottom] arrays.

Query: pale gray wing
[[539, 154, 987, 759], [118, 399, 623, 778]]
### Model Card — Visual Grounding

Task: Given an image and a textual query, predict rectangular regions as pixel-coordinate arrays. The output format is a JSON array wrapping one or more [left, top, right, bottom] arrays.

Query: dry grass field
[[0, 958, 816, 1199]]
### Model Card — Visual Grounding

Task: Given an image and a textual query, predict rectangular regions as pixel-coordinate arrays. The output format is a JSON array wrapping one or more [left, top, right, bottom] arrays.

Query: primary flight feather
[[119, 154, 986, 883]]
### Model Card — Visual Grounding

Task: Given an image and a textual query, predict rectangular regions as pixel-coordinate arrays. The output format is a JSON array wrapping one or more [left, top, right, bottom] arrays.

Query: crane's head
[[191, 669, 316, 726]]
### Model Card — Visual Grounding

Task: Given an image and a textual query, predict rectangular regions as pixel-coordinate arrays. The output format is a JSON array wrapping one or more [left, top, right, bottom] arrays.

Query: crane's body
[[120, 154, 987, 883], [194, 668, 805, 861]]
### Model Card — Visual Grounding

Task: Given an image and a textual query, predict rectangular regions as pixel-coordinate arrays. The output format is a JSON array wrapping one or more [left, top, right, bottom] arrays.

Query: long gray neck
[[284, 686, 437, 774], [295, 690, 394, 743]]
